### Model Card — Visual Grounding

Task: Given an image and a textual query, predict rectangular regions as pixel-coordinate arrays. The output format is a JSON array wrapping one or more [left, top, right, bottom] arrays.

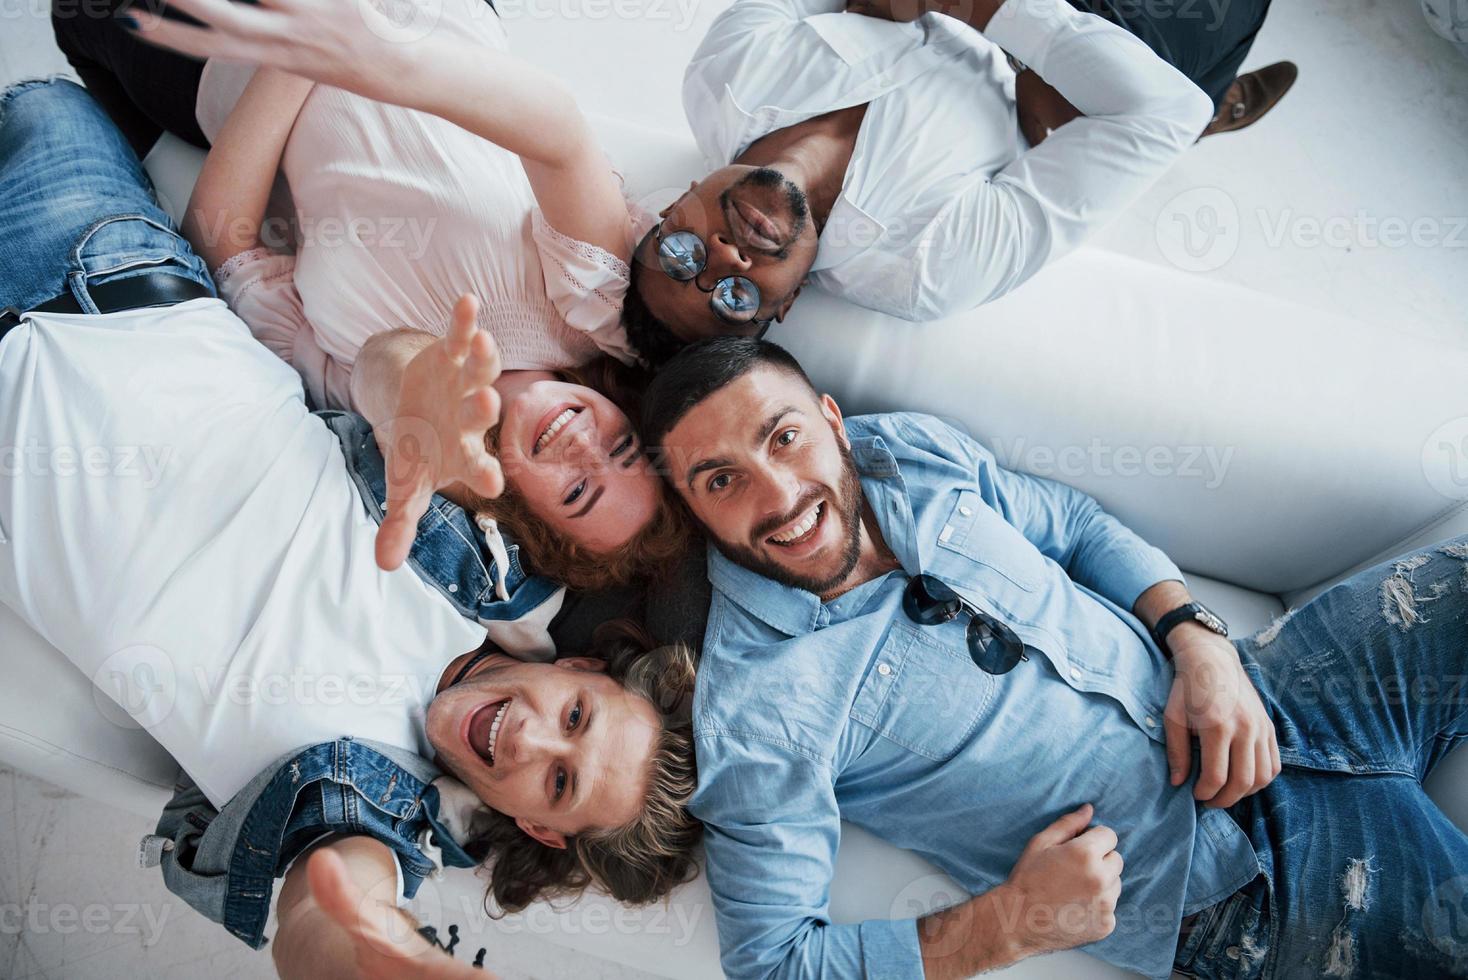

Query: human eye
[[553, 767, 567, 802], [776, 428, 798, 448], [707, 472, 733, 493], [610, 434, 634, 459], [567, 700, 583, 732], [563, 479, 587, 506]]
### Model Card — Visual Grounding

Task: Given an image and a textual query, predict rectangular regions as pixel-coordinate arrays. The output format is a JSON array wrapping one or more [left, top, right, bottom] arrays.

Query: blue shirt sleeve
[[932, 418, 1184, 612], [693, 735, 926, 980]]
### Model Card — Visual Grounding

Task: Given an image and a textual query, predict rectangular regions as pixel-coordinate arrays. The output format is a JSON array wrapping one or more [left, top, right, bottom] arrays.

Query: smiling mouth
[[467, 698, 511, 766], [768, 501, 824, 548], [534, 407, 581, 455]]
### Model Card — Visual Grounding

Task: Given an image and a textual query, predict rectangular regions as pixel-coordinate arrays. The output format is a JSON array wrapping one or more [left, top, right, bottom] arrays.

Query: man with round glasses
[[622, 0, 1294, 363], [638, 336, 1468, 979]]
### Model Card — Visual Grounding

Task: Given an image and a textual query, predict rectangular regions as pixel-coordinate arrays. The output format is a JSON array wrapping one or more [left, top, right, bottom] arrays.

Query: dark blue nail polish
[[120, 14, 139, 29]]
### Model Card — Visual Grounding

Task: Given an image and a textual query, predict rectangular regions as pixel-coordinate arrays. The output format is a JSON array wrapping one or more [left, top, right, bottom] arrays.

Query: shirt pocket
[[850, 622, 996, 761], [934, 490, 1044, 594]]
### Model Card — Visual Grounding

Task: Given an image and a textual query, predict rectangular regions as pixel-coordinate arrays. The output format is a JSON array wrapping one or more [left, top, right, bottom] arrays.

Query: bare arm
[[135, 0, 631, 258], [274, 836, 490, 980], [181, 67, 312, 270]]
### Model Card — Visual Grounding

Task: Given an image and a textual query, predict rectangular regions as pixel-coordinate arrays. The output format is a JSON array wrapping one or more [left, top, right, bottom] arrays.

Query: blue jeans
[[0, 77, 211, 319], [1176, 537, 1468, 978]]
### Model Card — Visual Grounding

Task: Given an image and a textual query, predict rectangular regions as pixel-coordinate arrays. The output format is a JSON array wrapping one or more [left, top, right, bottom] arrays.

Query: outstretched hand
[[127, 0, 425, 106], [376, 295, 504, 572], [307, 849, 489, 980]]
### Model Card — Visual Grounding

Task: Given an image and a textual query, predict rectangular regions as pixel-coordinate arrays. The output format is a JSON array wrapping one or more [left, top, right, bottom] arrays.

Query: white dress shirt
[[682, 0, 1214, 319]]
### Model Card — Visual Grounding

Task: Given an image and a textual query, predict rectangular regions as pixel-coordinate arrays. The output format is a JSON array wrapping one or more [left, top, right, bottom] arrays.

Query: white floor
[[3, 1, 1466, 978]]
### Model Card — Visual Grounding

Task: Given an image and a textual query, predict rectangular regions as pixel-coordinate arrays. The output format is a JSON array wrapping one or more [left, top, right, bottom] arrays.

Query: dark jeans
[[1173, 539, 1468, 978], [51, 0, 209, 156], [1067, 0, 1272, 106]]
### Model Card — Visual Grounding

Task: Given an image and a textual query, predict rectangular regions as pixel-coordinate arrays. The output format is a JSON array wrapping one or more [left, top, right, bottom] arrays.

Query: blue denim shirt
[[691, 413, 1260, 980]]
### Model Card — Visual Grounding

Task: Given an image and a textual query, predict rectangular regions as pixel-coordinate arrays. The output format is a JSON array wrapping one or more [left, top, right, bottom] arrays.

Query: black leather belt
[[0, 272, 213, 341]]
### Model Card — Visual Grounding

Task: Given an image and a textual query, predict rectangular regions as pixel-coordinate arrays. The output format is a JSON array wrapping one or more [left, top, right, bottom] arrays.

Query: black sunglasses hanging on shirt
[[902, 573, 1029, 675]]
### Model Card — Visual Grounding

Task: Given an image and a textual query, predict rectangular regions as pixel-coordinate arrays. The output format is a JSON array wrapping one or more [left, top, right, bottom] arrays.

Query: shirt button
[[959, 506, 973, 516], [1225, 946, 1240, 960], [877, 663, 893, 677], [447, 584, 458, 593], [1145, 715, 1157, 728], [1069, 667, 1082, 681]]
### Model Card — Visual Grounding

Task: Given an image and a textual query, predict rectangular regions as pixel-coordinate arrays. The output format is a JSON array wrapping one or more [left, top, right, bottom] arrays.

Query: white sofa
[[3, 116, 1467, 979]]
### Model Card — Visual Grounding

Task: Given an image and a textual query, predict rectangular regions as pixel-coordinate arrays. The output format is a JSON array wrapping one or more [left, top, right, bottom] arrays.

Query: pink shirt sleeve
[[212, 249, 356, 411], [530, 211, 639, 365]]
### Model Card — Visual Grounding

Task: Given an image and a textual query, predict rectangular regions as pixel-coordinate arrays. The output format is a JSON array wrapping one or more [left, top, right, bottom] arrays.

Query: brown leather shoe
[[1201, 62, 1299, 138]]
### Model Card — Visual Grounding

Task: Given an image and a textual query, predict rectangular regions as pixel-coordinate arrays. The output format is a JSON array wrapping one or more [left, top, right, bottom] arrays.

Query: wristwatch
[[1151, 601, 1229, 659]]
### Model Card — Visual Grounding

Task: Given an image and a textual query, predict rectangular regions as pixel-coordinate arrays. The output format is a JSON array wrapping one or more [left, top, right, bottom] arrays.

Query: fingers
[[1268, 724, 1282, 782], [1076, 824, 1118, 857], [444, 295, 480, 360], [306, 849, 367, 935], [1027, 803, 1094, 851], [1100, 849, 1124, 880], [1210, 730, 1256, 809], [1193, 725, 1230, 803], [458, 385, 500, 437], [1163, 699, 1191, 787], [464, 326, 502, 387], [375, 505, 422, 572]]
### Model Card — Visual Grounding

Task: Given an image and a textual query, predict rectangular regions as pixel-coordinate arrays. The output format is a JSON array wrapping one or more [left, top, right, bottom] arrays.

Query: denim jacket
[[142, 738, 479, 949]]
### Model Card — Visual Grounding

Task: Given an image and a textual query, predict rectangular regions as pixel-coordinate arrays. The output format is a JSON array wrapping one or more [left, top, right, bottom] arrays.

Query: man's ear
[[820, 393, 847, 446], [553, 656, 608, 673], [516, 818, 569, 850]]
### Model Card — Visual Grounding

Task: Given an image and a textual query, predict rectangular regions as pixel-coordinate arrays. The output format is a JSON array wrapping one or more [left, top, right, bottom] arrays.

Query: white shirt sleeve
[[917, 0, 1215, 316]]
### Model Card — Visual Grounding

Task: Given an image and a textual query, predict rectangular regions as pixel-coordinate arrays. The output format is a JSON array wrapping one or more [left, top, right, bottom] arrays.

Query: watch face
[[1193, 605, 1228, 636]]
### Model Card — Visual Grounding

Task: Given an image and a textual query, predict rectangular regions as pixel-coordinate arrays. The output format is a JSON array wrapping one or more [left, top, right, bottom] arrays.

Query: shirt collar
[[812, 194, 887, 273], [705, 431, 916, 638]]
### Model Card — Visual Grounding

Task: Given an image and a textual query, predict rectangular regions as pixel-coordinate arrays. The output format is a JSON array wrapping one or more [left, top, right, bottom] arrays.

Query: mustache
[[751, 487, 825, 543], [737, 167, 810, 225]]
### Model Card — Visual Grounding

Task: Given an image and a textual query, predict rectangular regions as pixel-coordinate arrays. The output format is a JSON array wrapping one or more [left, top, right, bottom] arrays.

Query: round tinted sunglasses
[[902, 573, 1029, 675], [655, 225, 774, 335]]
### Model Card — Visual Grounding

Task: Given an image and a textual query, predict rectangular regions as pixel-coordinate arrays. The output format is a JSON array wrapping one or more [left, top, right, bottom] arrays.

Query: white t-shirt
[[0, 300, 486, 806]]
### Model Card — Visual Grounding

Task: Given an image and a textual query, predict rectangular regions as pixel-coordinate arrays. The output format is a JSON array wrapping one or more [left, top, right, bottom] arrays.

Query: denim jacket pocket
[[851, 622, 995, 761]]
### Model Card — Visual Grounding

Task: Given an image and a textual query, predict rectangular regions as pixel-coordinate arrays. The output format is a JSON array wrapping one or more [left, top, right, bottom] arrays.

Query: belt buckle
[[0, 305, 23, 331]]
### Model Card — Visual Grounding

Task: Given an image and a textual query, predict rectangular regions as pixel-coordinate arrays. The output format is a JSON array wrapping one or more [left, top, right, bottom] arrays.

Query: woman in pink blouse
[[128, 0, 687, 588]]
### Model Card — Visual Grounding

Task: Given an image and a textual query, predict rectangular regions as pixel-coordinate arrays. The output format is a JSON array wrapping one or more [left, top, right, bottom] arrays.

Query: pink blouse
[[196, 9, 638, 411]]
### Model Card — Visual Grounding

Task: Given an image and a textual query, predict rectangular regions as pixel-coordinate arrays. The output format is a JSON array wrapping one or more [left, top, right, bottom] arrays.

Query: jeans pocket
[[70, 213, 208, 294]]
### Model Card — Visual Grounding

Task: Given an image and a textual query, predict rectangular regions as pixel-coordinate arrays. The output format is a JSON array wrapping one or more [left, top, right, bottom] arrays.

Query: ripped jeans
[[1176, 537, 1468, 979]]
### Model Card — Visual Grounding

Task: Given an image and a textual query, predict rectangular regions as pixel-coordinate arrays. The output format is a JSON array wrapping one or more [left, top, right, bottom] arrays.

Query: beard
[[735, 167, 810, 242], [713, 439, 864, 597]]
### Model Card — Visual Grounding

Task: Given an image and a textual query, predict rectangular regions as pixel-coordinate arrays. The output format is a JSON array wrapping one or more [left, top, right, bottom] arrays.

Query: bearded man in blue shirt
[[640, 336, 1468, 980]]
